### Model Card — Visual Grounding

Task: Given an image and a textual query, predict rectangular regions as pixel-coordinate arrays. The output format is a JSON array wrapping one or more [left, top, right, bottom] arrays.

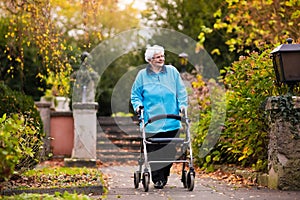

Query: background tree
[[0, 0, 141, 101], [199, 0, 300, 54], [50, 0, 140, 51], [0, 0, 74, 100], [143, 0, 234, 68]]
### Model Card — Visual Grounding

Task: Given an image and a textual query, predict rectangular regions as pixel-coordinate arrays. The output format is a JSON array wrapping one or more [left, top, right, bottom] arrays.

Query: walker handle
[[145, 114, 182, 127]]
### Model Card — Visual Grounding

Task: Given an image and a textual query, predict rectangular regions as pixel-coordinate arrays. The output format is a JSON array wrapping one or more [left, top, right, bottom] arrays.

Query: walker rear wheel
[[187, 171, 195, 191], [142, 172, 150, 192]]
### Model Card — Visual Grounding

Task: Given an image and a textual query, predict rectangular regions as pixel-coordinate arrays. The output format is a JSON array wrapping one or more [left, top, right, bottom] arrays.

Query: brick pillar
[[265, 96, 300, 190], [35, 101, 51, 157]]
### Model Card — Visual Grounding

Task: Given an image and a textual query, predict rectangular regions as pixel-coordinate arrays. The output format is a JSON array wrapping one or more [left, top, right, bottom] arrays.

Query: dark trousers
[[146, 129, 179, 183]]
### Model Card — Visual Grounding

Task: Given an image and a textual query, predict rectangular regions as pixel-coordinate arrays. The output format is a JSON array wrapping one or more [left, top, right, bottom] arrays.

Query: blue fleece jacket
[[131, 64, 188, 133]]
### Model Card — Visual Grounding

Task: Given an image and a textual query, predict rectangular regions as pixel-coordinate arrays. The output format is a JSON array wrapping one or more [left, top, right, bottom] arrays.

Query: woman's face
[[150, 52, 165, 68]]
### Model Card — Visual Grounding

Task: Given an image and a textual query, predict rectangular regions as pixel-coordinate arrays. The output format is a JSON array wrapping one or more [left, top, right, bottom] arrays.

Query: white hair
[[144, 45, 165, 62]]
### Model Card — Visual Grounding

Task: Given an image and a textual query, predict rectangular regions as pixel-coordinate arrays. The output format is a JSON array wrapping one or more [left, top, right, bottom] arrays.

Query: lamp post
[[178, 52, 188, 73], [270, 38, 300, 92]]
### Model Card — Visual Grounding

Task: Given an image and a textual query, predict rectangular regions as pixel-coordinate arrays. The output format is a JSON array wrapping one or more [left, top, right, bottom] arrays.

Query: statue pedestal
[[64, 102, 98, 167]]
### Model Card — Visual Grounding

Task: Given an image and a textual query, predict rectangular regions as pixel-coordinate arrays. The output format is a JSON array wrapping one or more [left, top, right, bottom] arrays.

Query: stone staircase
[[97, 116, 141, 163], [97, 116, 190, 164]]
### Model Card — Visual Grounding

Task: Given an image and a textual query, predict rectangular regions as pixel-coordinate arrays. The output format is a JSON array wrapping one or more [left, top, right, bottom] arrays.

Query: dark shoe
[[154, 181, 164, 189], [163, 177, 168, 186], [162, 180, 167, 186]]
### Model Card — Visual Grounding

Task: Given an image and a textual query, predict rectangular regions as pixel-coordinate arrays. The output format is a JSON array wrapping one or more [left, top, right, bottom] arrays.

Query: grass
[[0, 191, 93, 200], [0, 164, 108, 200], [6, 166, 104, 190]]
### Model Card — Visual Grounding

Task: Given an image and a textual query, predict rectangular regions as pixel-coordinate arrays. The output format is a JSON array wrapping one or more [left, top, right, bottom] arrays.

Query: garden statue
[[66, 52, 99, 166], [71, 52, 99, 103]]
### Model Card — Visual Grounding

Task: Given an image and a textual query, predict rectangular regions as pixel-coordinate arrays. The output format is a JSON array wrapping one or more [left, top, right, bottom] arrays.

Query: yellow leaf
[[211, 49, 221, 55], [238, 155, 246, 161], [15, 57, 22, 63], [213, 8, 222, 18]]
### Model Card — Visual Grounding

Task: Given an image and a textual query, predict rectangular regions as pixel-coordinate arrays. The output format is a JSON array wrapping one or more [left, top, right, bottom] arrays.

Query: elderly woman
[[131, 45, 188, 189]]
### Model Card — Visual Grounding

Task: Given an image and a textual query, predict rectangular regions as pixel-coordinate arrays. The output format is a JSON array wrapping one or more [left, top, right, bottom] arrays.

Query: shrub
[[191, 75, 226, 172], [0, 82, 44, 176], [193, 47, 280, 172], [0, 114, 41, 181]]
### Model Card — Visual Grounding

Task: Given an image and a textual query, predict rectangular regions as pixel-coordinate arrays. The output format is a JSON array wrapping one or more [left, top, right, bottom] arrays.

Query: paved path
[[95, 164, 300, 200]]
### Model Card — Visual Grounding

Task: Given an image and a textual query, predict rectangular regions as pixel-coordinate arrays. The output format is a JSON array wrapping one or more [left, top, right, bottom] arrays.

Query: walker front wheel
[[134, 171, 141, 189], [181, 170, 187, 188]]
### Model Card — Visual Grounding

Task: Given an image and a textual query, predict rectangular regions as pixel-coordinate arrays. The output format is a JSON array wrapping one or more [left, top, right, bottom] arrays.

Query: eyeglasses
[[152, 55, 165, 59]]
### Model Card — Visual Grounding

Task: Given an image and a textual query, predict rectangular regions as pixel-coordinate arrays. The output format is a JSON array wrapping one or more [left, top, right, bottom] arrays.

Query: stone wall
[[266, 96, 300, 190]]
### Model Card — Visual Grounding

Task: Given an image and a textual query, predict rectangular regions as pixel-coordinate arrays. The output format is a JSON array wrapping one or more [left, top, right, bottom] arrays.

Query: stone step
[[97, 149, 187, 158], [98, 126, 140, 135], [97, 139, 189, 151], [97, 117, 140, 137], [98, 116, 139, 125], [97, 149, 140, 162], [97, 149, 139, 154], [97, 139, 141, 145], [97, 142, 141, 151], [97, 154, 139, 163], [96, 116, 187, 162], [97, 152, 189, 163], [97, 134, 141, 140]]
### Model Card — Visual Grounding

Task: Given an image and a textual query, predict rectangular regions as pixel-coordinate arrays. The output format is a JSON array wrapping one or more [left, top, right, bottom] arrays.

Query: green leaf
[[205, 155, 211, 163]]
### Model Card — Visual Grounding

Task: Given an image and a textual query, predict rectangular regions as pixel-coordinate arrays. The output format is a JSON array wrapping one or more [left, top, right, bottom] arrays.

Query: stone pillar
[[265, 96, 300, 190], [64, 102, 98, 167], [35, 102, 51, 157]]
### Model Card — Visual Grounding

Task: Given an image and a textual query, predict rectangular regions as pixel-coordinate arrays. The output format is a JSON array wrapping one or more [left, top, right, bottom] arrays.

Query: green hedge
[[0, 82, 44, 180]]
